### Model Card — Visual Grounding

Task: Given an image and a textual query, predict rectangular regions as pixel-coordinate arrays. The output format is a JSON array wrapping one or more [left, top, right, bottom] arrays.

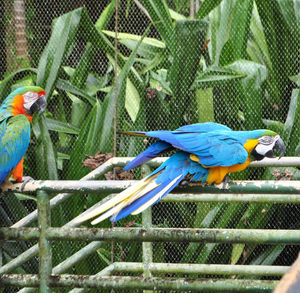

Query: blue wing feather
[[123, 123, 234, 170], [0, 115, 30, 184], [123, 141, 172, 171]]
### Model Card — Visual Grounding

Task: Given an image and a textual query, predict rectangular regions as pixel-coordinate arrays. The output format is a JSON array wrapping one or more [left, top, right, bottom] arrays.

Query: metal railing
[[1, 157, 300, 292]]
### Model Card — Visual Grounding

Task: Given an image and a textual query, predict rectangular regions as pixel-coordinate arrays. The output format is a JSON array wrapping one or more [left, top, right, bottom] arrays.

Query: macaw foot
[[19, 176, 34, 192], [179, 179, 189, 186], [221, 175, 230, 190]]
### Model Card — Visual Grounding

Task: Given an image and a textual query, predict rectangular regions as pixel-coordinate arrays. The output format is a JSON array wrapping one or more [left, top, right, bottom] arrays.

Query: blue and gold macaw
[[0, 86, 47, 186], [76, 122, 285, 224]]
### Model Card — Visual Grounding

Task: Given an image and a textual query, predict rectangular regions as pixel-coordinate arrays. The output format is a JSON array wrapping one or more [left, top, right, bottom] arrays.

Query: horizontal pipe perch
[[2, 180, 300, 194], [1, 227, 300, 244], [0, 274, 278, 291]]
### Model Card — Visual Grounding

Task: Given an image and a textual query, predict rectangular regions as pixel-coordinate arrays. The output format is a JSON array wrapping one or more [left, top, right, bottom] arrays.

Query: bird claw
[[221, 175, 230, 190], [179, 179, 189, 186], [20, 176, 34, 192]]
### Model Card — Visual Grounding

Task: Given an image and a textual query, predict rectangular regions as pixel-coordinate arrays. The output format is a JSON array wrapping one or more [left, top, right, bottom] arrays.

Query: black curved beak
[[274, 137, 285, 159], [29, 95, 47, 115]]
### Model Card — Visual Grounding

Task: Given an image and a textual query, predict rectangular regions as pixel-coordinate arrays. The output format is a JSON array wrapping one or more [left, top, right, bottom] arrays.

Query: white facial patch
[[23, 91, 39, 111], [255, 135, 280, 156]]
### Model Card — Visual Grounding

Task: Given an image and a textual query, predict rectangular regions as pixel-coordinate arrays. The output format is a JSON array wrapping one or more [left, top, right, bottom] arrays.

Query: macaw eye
[[23, 91, 39, 112]]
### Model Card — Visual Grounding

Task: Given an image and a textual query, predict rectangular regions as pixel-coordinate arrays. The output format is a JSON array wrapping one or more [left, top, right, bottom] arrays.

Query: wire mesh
[[0, 0, 300, 292]]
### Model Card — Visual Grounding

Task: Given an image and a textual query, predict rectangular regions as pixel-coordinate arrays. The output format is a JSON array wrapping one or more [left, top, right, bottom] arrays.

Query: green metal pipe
[[3, 180, 300, 194], [141, 164, 154, 293], [0, 245, 38, 275], [2, 227, 300, 244], [69, 264, 115, 293], [6, 156, 300, 228], [113, 262, 289, 276], [18, 241, 106, 293], [163, 193, 300, 203], [0, 274, 278, 291], [9, 156, 117, 229], [37, 191, 52, 293]]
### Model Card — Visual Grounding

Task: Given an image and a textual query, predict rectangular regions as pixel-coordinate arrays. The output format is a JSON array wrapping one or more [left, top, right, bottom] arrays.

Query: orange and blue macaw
[[0, 86, 46, 185], [76, 122, 285, 224]]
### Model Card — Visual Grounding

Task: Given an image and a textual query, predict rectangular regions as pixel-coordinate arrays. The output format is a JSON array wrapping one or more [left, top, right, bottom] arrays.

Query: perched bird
[[0, 86, 47, 186], [76, 122, 285, 224]]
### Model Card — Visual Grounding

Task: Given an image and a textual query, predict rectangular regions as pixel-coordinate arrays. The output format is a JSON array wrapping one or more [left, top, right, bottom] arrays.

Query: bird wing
[[141, 130, 249, 167], [122, 122, 234, 170], [0, 115, 31, 183]]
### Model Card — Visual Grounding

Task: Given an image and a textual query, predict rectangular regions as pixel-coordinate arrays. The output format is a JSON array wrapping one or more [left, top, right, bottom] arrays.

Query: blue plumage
[[112, 152, 208, 222], [0, 115, 30, 183], [123, 141, 172, 171], [74, 122, 281, 225]]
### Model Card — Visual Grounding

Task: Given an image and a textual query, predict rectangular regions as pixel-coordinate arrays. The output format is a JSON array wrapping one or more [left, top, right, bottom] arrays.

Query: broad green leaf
[[139, 0, 174, 54], [45, 118, 79, 134], [150, 69, 172, 94], [36, 7, 119, 99], [36, 9, 83, 97], [219, 0, 253, 66], [263, 119, 285, 135], [0, 68, 37, 103], [283, 89, 300, 155], [56, 79, 96, 105], [169, 8, 187, 20], [168, 19, 207, 127], [67, 99, 103, 179], [256, 0, 299, 121], [277, 0, 300, 38], [290, 75, 300, 87], [97, 26, 151, 152], [228, 60, 266, 129], [231, 243, 245, 265], [207, 0, 235, 65], [95, 0, 116, 31], [191, 66, 246, 89], [247, 4, 271, 67], [102, 30, 165, 52], [32, 115, 58, 180], [196, 88, 214, 122], [125, 78, 140, 122], [196, 0, 224, 19], [231, 203, 274, 264]]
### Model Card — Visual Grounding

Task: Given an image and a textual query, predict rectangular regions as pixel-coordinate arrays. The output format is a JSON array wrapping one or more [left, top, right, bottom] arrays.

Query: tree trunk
[[14, 0, 28, 60]]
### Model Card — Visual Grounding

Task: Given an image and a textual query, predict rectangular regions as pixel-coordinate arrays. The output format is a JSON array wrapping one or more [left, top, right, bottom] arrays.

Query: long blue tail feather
[[111, 175, 183, 222]]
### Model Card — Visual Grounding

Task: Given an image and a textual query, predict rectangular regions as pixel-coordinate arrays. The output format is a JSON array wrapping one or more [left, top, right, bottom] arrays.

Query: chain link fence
[[1, 0, 300, 292]]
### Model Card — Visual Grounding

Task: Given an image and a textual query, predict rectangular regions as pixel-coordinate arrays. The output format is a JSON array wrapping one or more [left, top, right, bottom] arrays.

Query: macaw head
[[251, 134, 285, 161], [1, 86, 47, 122]]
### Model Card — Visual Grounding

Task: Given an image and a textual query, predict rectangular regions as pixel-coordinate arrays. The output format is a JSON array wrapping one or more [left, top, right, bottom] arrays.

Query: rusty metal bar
[[37, 190, 51, 293], [2, 227, 300, 244], [113, 262, 289, 276], [0, 274, 278, 291]]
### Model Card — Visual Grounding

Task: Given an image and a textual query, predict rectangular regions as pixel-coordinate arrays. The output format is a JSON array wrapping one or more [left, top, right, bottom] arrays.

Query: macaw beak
[[274, 137, 285, 159], [28, 95, 47, 115]]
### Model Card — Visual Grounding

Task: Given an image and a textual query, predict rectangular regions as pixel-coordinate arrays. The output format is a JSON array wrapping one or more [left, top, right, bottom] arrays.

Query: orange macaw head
[[1, 86, 47, 123]]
